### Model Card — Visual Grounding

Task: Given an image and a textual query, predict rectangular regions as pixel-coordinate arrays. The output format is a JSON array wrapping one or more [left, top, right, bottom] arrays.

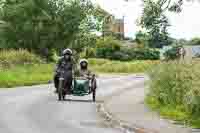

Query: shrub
[[189, 38, 200, 46], [163, 45, 179, 60], [85, 48, 96, 58], [0, 49, 42, 68], [121, 48, 160, 60], [96, 37, 121, 58], [110, 51, 131, 61], [87, 36, 160, 61]]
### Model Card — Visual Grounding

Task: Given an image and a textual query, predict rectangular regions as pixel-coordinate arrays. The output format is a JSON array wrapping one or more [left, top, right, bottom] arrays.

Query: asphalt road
[[0, 75, 139, 133]]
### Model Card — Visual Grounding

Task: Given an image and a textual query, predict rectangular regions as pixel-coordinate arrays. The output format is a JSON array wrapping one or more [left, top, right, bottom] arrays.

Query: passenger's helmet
[[62, 48, 72, 56], [79, 59, 88, 65], [80, 59, 88, 68]]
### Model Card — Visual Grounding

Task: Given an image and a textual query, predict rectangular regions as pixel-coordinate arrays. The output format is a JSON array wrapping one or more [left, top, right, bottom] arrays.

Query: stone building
[[102, 14, 125, 40]]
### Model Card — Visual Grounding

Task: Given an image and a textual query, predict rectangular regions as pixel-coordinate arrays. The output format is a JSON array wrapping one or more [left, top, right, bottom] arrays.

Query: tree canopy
[[0, 0, 105, 60], [138, 0, 182, 48]]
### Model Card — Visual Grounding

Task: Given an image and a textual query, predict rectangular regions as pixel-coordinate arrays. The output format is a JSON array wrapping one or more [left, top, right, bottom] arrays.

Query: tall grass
[[89, 58, 159, 73], [0, 49, 52, 88], [0, 49, 42, 68], [147, 61, 200, 128]]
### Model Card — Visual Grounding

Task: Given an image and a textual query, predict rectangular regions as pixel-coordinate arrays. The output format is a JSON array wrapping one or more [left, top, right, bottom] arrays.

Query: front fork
[[58, 77, 65, 100]]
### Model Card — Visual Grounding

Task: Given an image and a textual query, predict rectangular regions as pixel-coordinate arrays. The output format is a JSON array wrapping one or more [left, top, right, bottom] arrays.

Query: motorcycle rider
[[54, 48, 74, 94]]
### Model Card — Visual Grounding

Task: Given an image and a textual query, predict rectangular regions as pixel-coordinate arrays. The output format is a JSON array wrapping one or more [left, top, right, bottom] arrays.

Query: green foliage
[[0, 49, 42, 68], [80, 47, 96, 58], [163, 45, 179, 60], [123, 48, 160, 60], [93, 37, 159, 61], [108, 48, 160, 61], [111, 51, 131, 61], [188, 37, 200, 46], [95, 41, 160, 61], [91, 5, 110, 32], [85, 47, 96, 58], [138, 0, 177, 48], [135, 31, 149, 48], [147, 61, 200, 127], [0, 0, 101, 60], [96, 36, 121, 58], [82, 36, 160, 61], [175, 39, 188, 46]]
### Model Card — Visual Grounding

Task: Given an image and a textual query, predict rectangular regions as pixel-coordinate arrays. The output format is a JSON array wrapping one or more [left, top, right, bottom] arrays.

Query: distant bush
[[0, 49, 42, 68], [189, 38, 200, 46], [96, 36, 121, 58], [110, 51, 131, 61], [81, 36, 160, 61], [130, 48, 160, 60], [163, 45, 180, 60]]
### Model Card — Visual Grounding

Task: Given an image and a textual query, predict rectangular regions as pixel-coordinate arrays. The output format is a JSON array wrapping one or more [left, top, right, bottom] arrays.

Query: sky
[[92, 0, 200, 40]]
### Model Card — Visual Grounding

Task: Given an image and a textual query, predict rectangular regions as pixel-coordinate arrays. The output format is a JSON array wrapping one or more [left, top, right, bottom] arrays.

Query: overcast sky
[[92, 0, 200, 40]]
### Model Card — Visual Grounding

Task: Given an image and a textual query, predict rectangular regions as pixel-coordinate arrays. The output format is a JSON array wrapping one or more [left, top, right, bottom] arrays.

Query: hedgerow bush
[[147, 61, 200, 127], [110, 51, 131, 61], [82, 36, 160, 61], [95, 36, 121, 58], [0, 49, 42, 68], [103, 48, 160, 61], [122, 48, 160, 60]]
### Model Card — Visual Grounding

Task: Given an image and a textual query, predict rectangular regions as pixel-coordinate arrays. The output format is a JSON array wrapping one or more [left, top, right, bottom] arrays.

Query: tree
[[188, 37, 200, 45], [0, 0, 102, 61], [126, 0, 198, 48], [125, 0, 183, 12], [135, 31, 149, 48], [138, 0, 182, 48]]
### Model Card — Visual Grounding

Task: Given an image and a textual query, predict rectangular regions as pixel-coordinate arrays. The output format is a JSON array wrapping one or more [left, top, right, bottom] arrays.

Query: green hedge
[[95, 36, 121, 58], [82, 36, 160, 61], [96, 48, 160, 61]]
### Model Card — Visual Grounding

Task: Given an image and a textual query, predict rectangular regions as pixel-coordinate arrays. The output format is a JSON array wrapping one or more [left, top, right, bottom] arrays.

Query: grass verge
[[89, 58, 159, 73], [146, 96, 200, 128], [0, 64, 53, 88], [0, 58, 159, 88], [146, 61, 200, 128]]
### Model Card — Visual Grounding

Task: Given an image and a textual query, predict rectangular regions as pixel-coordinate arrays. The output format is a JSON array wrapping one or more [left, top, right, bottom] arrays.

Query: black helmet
[[63, 48, 72, 55]]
